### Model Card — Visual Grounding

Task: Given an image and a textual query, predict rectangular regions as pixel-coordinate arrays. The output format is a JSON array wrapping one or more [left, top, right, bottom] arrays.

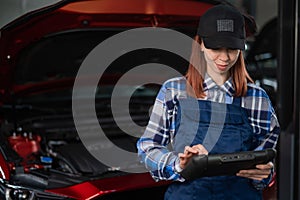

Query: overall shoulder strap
[[232, 97, 242, 106]]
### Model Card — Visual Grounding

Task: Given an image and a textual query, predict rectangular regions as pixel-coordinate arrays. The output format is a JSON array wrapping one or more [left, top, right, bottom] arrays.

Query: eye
[[210, 48, 221, 51], [228, 49, 240, 54]]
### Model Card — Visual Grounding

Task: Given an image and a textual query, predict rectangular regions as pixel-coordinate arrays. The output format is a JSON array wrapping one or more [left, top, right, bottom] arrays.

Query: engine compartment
[[0, 96, 147, 190]]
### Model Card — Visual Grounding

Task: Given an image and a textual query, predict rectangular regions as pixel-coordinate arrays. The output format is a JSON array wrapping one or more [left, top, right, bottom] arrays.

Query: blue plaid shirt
[[137, 75, 280, 184]]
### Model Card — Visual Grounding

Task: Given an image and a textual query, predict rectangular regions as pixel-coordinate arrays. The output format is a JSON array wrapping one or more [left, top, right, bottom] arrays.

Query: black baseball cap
[[197, 5, 246, 50]]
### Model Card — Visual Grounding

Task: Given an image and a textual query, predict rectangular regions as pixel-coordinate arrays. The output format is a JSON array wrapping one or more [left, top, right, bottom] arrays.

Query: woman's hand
[[236, 162, 274, 181], [178, 144, 208, 169]]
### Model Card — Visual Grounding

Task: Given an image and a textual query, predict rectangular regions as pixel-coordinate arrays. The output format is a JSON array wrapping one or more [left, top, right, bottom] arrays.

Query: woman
[[137, 4, 280, 200]]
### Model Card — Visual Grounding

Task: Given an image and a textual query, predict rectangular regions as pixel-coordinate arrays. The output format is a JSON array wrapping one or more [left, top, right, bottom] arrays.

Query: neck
[[207, 69, 230, 86]]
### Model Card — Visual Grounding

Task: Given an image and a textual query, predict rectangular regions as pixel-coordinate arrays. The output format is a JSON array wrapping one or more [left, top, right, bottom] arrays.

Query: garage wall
[[256, 0, 278, 30], [0, 0, 60, 28]]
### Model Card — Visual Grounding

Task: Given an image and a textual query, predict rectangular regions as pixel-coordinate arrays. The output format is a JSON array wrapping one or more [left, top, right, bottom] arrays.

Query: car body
[[0, 0, 274, 199]]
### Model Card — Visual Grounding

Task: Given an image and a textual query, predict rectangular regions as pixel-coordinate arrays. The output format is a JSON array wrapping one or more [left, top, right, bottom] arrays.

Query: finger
[[236, 172, 270, 180], [192, 144, 208, 155], [178, 153, 185, 159], [239, 168, 270, 173], [256, 162, 274, 170], [237, 168, 271, 181], [238, 168, 271, 176], [184, 146, 198, 154], [179, 152, 194, 169], [179, 152, 193, 162], [236, 173, 269, 181]]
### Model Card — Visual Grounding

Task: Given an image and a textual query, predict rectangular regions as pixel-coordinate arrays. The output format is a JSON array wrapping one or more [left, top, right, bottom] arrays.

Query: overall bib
[[164, 97, 262, 200]]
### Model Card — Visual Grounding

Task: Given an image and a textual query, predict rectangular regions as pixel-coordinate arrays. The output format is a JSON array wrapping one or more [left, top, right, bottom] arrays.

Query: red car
[[0, 0, 275, 199]]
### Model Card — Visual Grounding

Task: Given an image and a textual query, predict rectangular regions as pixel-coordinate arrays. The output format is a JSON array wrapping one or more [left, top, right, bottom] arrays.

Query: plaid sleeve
[[136, 81, 184, 182], [244, 85, 280, 150], [242, 85, 280, 150], [244, 84, 280, 189]]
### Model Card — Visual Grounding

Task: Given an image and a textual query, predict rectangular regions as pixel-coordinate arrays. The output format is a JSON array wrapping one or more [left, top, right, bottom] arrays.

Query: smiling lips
[[216, 63, 229, 71]]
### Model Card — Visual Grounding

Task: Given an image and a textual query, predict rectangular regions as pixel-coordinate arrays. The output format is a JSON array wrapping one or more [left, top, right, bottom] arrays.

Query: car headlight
[[5, 187, 34, 200], [0, 179, 68, 200]]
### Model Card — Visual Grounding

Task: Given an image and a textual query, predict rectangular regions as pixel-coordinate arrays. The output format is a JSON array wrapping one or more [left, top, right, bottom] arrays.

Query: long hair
[[185, 35, 254, 98]]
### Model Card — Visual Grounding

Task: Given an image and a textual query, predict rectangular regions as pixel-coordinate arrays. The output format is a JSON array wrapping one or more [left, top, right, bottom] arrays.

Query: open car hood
[[0, 0, 222, 98], [0, 0, 257, 98]]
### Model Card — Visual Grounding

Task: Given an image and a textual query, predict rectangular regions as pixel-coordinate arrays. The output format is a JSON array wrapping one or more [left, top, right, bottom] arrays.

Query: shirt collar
[[203, 73, 235, 97]]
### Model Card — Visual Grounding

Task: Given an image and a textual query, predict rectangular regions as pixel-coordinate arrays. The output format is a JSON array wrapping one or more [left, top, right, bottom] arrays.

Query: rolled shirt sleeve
[[137, 79, 185, 181]]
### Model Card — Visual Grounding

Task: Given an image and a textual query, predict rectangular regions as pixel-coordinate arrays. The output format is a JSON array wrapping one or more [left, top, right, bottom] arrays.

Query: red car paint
[[0, 153, 10, 180], [47, 173, 169, 199]]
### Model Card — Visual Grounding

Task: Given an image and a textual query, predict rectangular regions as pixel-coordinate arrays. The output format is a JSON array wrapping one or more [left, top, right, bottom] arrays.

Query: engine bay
[[0, 95, 151, 190]]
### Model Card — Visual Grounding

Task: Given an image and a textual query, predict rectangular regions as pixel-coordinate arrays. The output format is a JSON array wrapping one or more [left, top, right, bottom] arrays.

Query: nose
[[218, 49, 230, 61]]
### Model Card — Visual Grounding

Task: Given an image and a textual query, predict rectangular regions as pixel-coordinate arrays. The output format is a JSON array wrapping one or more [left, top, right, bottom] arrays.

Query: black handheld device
[[180, 148, 276, 181]]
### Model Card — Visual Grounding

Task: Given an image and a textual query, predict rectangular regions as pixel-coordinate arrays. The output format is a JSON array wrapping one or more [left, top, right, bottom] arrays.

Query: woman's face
[[201, 42, 240, 85]]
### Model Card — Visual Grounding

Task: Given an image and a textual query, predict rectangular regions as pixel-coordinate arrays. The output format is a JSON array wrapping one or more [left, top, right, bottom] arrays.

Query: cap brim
[[202, 36, 245, 50]]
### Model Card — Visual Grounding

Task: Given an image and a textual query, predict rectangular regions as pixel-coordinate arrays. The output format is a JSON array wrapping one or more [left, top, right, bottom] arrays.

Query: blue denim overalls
[[164, 97, 262, 200]]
